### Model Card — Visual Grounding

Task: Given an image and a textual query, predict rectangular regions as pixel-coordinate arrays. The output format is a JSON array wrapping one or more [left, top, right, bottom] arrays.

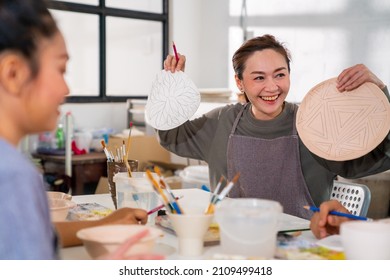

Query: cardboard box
[[108, 135, 171, 171], [95, 177, 109, 194]]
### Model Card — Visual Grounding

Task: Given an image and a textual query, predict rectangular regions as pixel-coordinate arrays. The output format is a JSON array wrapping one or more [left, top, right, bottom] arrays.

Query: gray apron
[[227, 104, 314, 219]]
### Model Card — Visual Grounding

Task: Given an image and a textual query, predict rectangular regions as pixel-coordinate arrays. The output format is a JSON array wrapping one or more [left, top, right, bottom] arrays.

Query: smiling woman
[[157, 34, 390, 221], [0, 0, 66, 259]]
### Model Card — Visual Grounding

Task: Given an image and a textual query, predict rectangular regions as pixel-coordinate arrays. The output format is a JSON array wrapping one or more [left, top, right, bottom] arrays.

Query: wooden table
[[33, 152, 107, 195]]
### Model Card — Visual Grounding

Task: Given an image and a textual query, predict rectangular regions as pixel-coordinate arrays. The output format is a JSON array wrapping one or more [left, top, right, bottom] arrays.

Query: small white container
[[169, 211, 214, 257], [179, 165, 210, 189], [215, 198, 282, 259], [341, 220, 390, 260]]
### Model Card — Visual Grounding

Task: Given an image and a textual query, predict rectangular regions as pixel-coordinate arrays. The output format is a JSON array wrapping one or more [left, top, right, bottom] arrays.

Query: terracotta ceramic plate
[[145, 70, 200, 131], [296, 78, 390, 161]]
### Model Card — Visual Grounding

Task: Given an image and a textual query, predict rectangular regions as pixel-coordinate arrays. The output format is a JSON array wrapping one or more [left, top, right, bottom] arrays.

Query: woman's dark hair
[[232, 34, 291, 81], [0, 0, 58, 75]]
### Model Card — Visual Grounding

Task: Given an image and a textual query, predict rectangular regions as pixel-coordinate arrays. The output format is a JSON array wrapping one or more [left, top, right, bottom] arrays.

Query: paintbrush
[[147, 195, 183, 216], [124, 122, 133, 177], [214, 173, 240, 203], [154, 166, 184, 214], [303, 205, 371, 221], [101, 140, 112, 162], [205, 172, 240, 214], [145, 169, 174, 213], [122, 140, 126, 162], [172, 41, 179, 63], [210, 176, 225, 204]]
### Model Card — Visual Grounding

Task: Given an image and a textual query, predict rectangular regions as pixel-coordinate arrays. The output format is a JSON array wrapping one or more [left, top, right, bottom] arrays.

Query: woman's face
[[21, 31, 69, 133], [235, 49, 290, 120]]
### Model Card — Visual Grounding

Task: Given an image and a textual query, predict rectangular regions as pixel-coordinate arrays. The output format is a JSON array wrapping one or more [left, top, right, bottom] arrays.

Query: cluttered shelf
[[33, 152, 107, 195]]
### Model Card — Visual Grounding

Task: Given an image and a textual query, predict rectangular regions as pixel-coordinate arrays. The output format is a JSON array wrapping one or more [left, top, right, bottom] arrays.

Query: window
[[48, 0, 168, 103], [228, 0, 390, 103], [106, 17, 163, 97]]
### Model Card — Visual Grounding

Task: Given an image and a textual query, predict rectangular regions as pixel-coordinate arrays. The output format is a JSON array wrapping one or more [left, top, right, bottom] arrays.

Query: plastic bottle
[[55, 123, 65, 149]]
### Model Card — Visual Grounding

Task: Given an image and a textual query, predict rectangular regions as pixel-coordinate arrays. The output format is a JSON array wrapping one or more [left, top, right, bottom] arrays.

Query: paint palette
[[316, 235, 343, 252], [296, 78, 390, 161]]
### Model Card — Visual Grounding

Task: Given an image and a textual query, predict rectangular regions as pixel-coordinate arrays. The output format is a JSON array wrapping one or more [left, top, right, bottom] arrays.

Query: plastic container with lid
[[178, 165, 210, 189], [215, 198, 283, 258]]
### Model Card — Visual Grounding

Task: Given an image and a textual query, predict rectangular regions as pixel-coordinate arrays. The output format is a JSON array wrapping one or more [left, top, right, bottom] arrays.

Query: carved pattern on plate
[[296, 78, 390, 161]]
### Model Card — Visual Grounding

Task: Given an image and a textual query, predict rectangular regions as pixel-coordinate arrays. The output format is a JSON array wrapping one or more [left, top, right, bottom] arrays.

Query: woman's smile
[[259, 94, 280, 101]]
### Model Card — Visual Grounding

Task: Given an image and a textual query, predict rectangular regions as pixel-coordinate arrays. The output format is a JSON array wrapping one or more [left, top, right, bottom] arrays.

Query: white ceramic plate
[[145, 70, 200, 130], [296, 78, 390, 161]]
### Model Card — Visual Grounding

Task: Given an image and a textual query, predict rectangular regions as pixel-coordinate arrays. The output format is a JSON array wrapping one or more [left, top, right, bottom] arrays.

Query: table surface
[[60, 193, 324, 260]]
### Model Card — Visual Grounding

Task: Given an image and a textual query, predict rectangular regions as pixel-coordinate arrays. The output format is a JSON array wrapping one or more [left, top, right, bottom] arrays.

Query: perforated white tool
[[331, 181, 371, 216]]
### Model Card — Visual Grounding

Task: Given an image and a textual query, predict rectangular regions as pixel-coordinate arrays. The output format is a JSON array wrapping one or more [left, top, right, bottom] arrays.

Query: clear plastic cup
[[113, 171, 160, 222]]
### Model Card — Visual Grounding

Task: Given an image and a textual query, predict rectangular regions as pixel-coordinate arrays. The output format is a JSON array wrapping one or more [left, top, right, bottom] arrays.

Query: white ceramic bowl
[[48, 198, 76, 222], [47, 191, 72, 201], [76, 224, 163, 259]]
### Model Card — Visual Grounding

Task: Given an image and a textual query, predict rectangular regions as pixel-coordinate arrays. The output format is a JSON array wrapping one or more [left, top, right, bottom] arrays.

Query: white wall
[[60, 103, 127, 133], [170, 0, 230, 88]]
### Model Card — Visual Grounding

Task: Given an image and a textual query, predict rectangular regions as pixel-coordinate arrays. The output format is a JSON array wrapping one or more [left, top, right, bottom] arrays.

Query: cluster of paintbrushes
[[146, 167, 184, 214], [101, 122, 134, 178], [145, 168, 240, 216], [204, 172, 240, 214], [101, 139, 127, 163]]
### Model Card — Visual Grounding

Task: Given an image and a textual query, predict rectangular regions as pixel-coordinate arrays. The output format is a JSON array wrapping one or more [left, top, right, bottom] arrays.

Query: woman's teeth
[[261, 95, 278, 101]]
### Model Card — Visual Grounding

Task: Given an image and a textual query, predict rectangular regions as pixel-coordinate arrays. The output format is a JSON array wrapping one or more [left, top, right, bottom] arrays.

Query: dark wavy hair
[[232, 34, 291, 80], [0, 0, 58, 75]]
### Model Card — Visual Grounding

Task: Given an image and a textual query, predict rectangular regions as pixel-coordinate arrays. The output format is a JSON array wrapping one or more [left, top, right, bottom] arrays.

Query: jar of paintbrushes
[[107, 160, 138, 209], [103, 122, 142, 209], [101, 137, 138, 209]]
